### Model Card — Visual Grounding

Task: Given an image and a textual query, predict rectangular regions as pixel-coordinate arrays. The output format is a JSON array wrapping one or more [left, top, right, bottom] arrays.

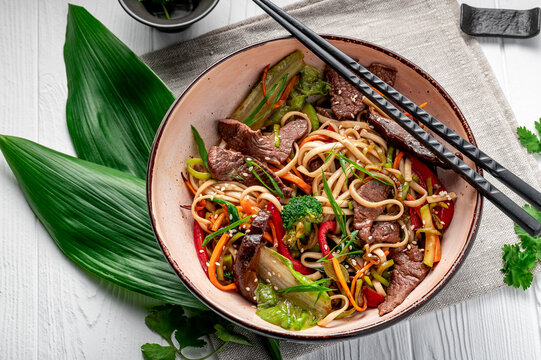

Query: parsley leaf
[[141, 343, 176, 360], [517, 126, 541, 153], [501, 244, 536, 289], [214, 324, 252, 346], [515, 205, 541, 262], [535, 118, 541, 138], [141, 305, 254, 360], [145, 304, 185, 345], [502, 204, 541, 290], [174, 310, 220, 350]]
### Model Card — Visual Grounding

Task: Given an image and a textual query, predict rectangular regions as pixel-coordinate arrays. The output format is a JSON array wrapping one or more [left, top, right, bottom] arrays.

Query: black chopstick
[[256, 0, 541, 215], [253, 0, 541, 237]]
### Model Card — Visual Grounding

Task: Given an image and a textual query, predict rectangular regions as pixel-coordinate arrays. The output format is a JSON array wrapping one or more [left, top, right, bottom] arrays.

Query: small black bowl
[[118, 0, 219, 32]]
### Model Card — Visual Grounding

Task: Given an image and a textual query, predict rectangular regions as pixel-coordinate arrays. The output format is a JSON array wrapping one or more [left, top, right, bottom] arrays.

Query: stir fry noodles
[[183, 51, 456, 330]]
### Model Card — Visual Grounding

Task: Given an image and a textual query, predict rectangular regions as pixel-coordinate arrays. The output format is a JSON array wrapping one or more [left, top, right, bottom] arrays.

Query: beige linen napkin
[[142, 0, 541, 358]]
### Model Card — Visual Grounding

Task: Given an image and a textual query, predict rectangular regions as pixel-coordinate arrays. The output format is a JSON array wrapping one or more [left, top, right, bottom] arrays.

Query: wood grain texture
[[0, 0, 540, 359]]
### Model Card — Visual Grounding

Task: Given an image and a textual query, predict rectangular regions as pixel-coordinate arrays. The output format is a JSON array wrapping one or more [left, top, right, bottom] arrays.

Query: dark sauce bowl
[[118, 0, 219, 32]]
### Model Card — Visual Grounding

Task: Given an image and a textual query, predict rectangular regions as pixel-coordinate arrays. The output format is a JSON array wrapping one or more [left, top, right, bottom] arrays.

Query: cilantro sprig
[[516, 118, 541, 153], [501, 205, 541, 290], [141, 305, 251, 360]]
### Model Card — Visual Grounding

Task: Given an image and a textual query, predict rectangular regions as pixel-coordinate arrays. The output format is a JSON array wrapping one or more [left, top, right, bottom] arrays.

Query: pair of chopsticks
[[253, 0, 541, 236]]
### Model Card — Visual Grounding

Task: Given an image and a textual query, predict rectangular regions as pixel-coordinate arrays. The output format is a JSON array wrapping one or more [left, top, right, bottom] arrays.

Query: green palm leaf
[[64, 4, 174, 179], [0, 135, 204, 310]]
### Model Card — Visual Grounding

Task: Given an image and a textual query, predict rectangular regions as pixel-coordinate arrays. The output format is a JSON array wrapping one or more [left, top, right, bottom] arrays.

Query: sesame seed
[[242, 172, 249, 177], [338, 89, 342, 95], [253, 297, 257, 301], [246, 287, 250, 291], [274, 286, 278, 291], [248, 167, 253, 172], [246, 158, 252, 161], [407, 244, 412, 250], [215, 262, 220, 266], [412, 241, 418, 245], [254, 278, 258, 283], [199, 249, 204, 253], [264, 156, 271, 161], [333, 101, 340, 105], [368, 236, 373, 240], [206, 262, 210, 267]]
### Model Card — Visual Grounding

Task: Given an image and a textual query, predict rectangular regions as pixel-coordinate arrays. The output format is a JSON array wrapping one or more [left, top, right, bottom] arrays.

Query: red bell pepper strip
[[194, 210, 209, 276], [318, 221, 336, 258], [267, 203, 313, 275], [409, 155, 454, 230], [409, 207, 422, 232], [362, 286, 385, 307]]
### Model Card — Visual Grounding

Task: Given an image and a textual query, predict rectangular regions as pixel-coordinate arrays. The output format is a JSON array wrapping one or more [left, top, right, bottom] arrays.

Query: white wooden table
[[1, 0, 540, 359]]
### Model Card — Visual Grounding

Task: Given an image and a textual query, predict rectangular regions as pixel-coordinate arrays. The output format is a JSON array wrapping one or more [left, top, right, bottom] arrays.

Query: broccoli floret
[[281, 196, 323, 247]]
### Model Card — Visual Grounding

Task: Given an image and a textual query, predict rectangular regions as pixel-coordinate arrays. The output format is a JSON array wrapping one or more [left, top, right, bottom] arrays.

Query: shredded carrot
[[393, 151, 405, 170], [269, 222, 279, 248], [194, 199, 206, 212], [281, 172, 312, 194], [332, 258, 365, 312], [403, 102, 428, 117], [263, 232, 274, 245], [240, 200, 255, 216], [434, 235, 441, 262], [274, 75, 300, 108], [370, 86, 385, 98], [183, 177, 197, 196], [350, 269, 364, 295], [299, 134, 331, 148], [211, 211, 226, 232], [208, 233, 236, 291], [286, 158, 305, 179], [268, 165, 312, 194], [261, 64, 272, 107]]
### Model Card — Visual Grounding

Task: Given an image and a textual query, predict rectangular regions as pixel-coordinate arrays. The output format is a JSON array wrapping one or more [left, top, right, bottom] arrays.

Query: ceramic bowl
[[118, 0, 219, 32], [147, 36, 482, 341]]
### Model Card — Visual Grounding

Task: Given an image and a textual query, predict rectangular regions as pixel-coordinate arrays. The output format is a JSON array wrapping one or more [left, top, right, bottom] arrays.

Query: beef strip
[[315, 106, 335, 119], [353, 180, 392, 241], [367, 111, 448, 168], [233, 210, 270, 303], [325, 66, 366, 120], [367, 63, 397, 86], [378, 246, 430, 315], [207, 146, 293, 197], [366, 221, 401, 245], [308, 157, 324, 173], [218, 119, 309, 167]]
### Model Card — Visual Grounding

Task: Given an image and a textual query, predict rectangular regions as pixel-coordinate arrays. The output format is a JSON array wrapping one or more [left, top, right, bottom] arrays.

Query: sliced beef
[[325, 66, 366, 120], [308, 157, 324, 172], [234, 210, 270, 303], [367, 111, 448, 168], [366, 221, 401, 245], [353, 180, 392, 241], [218, 118, 309, 167], [315, 106, 335, 119], [207, 146, 293, 197], [368, 63, 397, 87], [378, 246, 430, 315]]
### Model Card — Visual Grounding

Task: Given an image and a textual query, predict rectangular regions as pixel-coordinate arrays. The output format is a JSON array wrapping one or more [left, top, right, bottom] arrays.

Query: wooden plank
[[34, 1, 158, 359], [0, 1, 39, 359]]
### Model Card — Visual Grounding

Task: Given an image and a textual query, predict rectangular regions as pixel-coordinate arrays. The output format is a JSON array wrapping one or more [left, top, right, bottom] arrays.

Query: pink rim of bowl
[[147, 35, 483, 342]]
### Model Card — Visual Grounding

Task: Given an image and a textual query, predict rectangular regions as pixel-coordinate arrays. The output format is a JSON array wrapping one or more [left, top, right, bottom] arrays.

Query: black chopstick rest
[[460, 4, 540, 39]]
